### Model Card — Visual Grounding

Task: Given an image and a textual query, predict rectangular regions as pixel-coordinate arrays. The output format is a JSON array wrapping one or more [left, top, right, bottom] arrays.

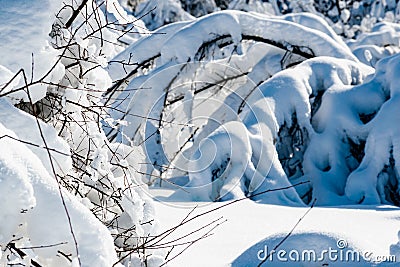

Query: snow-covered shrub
[[105, 11, 358, 204], [119, 0, 400, 40], [106, 8, 400, 207], [0, 0, 162, 266], [3, 0, 400, 265], [348, 21, 400, 66], [0, 101, 118, 266]]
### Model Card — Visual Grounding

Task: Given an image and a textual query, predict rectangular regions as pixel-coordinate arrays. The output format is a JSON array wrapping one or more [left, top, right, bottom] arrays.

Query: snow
[[0, 131, 36, 246], [106, 0, 137, 25], [0, 98, 72, 175], [2, 0, 400, 266], [134, 0, 194, 30], [158, 11, 357, 64], [345, 54, 400, 204], [0, 118, 118, 267], [151, 188, 400, 266], [0, 0, 65, 103], [160, 12, 242, 64], [187, 121, 252, 200], [107, 21, 191, 82]]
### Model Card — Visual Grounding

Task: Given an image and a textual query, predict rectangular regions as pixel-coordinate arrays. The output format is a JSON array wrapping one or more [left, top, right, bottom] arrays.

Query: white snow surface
[[151, 188, 400, 266], [0, 0, 65, 103], [0, 115, 118, 266], [0, 98, 72, 175]]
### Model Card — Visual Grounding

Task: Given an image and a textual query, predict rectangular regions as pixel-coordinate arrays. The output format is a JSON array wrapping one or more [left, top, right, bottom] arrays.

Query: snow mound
[[0, 118, 118, 266], [232, 232, 371, 266]]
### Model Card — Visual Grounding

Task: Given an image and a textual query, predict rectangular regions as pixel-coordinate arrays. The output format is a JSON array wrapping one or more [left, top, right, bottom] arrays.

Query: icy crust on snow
[[0, 122, 118, 266], [0, 0, 64, 103], [0, 98, 72, 175]]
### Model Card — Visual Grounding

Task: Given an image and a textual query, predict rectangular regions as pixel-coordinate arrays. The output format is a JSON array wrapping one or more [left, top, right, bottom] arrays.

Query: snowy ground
[[151, 188, 400, 266]]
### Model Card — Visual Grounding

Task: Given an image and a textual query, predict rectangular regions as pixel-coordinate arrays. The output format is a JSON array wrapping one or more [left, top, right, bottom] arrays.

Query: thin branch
[[257, 198, 317, 266]]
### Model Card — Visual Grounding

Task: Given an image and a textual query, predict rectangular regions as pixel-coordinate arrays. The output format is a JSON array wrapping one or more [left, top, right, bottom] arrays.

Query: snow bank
[[233, 232, 373, 266], [0, 119, 118, 266], [152, 196, 400, 267]]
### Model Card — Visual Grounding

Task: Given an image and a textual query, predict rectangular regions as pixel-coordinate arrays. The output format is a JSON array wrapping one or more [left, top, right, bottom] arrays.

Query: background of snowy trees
[[1, 0, 400, 266], [125, 0, 400, 37]]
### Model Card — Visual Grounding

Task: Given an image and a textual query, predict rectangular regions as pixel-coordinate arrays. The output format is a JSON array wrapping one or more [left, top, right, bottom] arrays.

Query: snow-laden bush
[[130, 0, 194, 30], [2, 0, 400, 265], [119, 0, 400, 39], [0, 0, 162, 266], [0, 100, 118, 266], [107, 9, 400, 207]]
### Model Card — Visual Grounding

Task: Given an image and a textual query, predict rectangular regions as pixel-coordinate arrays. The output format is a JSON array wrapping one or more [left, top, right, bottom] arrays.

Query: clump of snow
[[160, 12, 242, 64], [187, 121, 252, 200]]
